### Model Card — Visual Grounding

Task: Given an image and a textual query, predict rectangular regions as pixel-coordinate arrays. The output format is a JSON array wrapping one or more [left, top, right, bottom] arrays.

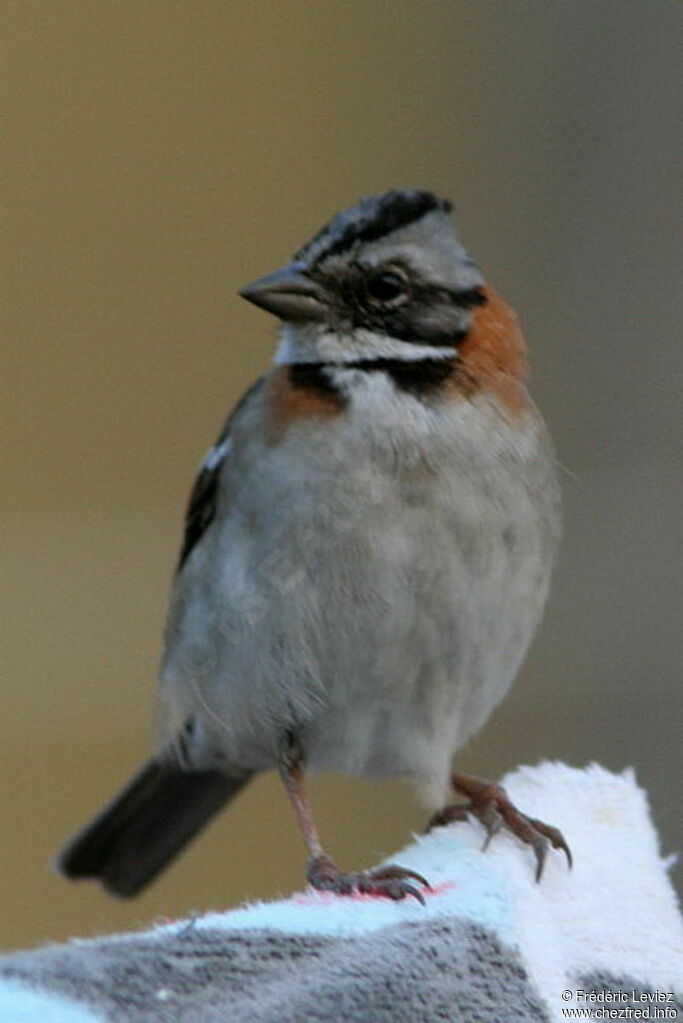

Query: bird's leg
[[427, 770, 572, 882], [279, 735, 430, 903]]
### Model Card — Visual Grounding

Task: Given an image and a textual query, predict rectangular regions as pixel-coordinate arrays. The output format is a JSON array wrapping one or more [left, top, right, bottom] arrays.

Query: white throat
[[275, 323, 457, 365]]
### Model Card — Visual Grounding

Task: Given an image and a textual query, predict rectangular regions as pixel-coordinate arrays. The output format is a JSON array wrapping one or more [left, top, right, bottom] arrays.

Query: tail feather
[[57, 758, 251, 897]]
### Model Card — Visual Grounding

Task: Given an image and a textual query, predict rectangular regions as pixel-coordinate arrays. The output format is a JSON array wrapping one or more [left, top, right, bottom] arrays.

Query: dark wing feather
[[177, 457, 223, 570], [177, 377, 265, 571]]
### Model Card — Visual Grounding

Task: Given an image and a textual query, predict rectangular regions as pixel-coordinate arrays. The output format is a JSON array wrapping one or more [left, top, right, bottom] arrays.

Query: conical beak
[[239, 265, 328, 321]]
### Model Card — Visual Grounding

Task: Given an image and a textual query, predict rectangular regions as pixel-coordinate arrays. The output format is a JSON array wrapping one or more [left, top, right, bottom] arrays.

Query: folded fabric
[[2, 762, 682, 1022]]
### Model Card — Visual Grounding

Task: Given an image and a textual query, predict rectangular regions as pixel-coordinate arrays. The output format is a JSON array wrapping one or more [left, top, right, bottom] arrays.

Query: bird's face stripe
[[272, 287, 529, 416], [276, 323, 460, 365]]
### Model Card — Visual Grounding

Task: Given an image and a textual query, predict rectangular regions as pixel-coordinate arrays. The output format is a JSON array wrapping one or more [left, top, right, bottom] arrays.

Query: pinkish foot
[[428, 772, 572, 882], [307, 854, 430, 904]]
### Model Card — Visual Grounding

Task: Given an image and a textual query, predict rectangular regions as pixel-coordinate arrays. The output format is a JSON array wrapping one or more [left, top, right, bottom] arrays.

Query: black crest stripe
[[295, 190, 452, 266]]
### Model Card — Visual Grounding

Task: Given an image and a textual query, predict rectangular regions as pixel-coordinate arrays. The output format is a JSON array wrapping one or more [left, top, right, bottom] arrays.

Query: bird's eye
[[364, 269, 409, 306]]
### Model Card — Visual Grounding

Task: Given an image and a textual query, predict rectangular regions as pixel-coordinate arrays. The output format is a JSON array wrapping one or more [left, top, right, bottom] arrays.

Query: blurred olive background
[[2, 1, 681, 950]]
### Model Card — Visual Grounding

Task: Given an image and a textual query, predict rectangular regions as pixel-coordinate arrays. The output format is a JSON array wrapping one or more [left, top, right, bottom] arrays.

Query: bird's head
[[240, 189, 487, 365]]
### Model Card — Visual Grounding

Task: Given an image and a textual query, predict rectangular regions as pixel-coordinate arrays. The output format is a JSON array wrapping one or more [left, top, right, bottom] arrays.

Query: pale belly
[[160, 394, 559, 802]]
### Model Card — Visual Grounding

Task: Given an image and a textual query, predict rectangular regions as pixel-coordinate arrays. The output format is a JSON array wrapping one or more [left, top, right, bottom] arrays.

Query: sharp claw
[[435, 776, 573, 881], [532, 839, 548, 883], [371, 865, 431, 888], [402, 883, 427, 905], [381, 881, 425, 905], [528, 817, 574, 871], [480, 806, 503, 846], [481, 806, 498, 828], [548, 833, 572, 866], [550, 834, 573, 869]]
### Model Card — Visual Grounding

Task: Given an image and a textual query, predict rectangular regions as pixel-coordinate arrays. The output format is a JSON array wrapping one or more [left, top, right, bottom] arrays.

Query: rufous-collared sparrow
[[58, 190, 570, 902]]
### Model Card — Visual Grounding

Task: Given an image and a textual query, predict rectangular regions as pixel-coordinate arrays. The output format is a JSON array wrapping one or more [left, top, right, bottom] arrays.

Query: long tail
[[56, 758, 251, 897]]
